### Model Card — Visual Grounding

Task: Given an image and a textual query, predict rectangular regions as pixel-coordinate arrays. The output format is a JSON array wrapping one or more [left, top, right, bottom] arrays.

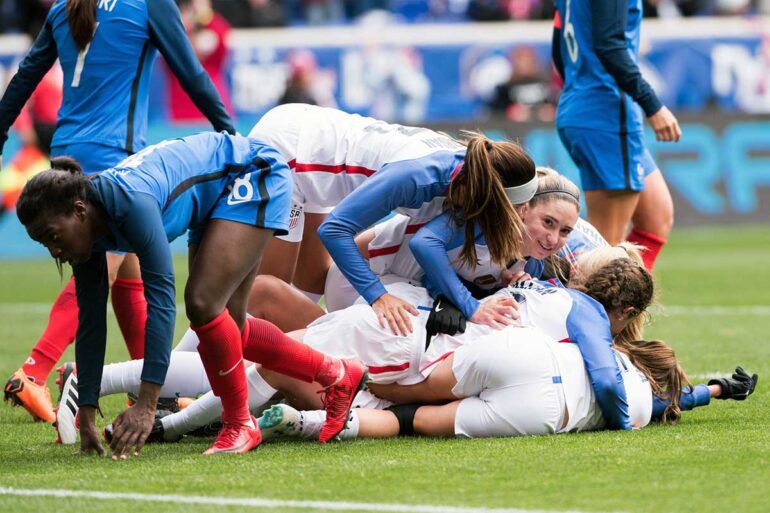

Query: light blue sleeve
[[565, 291, 631, 430], [318, 154, 454, 305], [651, 384, 711, 422], [410, 211, 480, 319]]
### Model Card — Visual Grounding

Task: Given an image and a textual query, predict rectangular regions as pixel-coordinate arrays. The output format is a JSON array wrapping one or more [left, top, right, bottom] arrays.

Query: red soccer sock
[[627, 227, 667, 272], [242, 317, 342, 387], [111, 278, 147, 360], [21, 278, 78, 383], [192, 310, 251, 425]]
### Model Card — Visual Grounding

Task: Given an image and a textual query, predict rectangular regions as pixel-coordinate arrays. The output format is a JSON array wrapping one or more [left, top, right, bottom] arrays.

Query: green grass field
[[1, 225, 768, 513]]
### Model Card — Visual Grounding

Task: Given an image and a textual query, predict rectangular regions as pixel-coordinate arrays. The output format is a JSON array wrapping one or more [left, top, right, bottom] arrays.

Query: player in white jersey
[[247, 167, 582, 332], [248, 104, 537, 336], [324, 167, 583, 319]]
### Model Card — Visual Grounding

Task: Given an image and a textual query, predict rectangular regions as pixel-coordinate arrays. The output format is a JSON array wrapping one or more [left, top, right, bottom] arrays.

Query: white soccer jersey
[[367, 214, 511, 291], [249, 104, 463, 240]]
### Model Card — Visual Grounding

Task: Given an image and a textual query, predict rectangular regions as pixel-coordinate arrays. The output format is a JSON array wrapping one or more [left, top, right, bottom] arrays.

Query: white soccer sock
[[100, 352, 211, 398], [246, 365, 279, 413], [295, 409, 359, 440], [173, 327, 201, 352], [161, 365, 278, 438]]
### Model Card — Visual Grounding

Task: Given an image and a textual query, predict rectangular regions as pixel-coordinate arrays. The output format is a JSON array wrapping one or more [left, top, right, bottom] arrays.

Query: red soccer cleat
[[202, 417, 262, 455], [318, 359, 368, 443]]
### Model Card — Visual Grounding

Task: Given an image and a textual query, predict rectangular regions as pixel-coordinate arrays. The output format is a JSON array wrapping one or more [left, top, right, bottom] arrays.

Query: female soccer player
[[0, 0, 235, 423], [248, 167, 581, 333], [552, 0, 681, 270], [262, 340, 757, 441], [248, 104, 536, 335], [16, 132, 365, 457], [95, 247, 651, 443]]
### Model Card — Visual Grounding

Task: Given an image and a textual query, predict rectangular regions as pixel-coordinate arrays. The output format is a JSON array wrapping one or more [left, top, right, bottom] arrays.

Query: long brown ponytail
[[66, 0, 98, 51], [614, 339, 691, 425], [448, 132, 535, 269]]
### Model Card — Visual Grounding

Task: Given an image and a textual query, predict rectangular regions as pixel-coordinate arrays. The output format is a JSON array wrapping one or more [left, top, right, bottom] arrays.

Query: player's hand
[[647, 106, 681, 142], [109, 381, 161, 459], [78, 406, 105, 456], [109, 402, 155, 460], [500, 268, 532, 287], [469, 296, 519, 330], [709, 367, 758, 401], [426, 295, 466, 337], [372, 293, 419, 337]]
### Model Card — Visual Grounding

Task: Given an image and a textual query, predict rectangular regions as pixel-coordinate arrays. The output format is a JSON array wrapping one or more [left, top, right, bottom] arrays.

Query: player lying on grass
[[258, 340, 757, 441], [56, 246, 653, 444], [16, 133, 366, 457]]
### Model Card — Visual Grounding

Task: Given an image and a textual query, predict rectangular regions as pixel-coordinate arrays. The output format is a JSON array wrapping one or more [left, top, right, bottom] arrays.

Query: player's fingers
[[395, 308, 412, 336], [385, 312, 400, 336], [404, 303, 419, 316], [494, 312, 515, 326], [673, 121, 682, 141]]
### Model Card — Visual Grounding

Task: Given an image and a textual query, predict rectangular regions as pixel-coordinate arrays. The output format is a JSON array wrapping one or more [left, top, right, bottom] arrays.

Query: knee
[[184, 285, 220, 326], [247, 275, 288, 316]]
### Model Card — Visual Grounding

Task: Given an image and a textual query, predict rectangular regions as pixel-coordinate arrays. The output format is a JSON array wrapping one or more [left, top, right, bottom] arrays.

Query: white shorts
[[303, 304, 429, 385], [324, 263, 423, 312], [452, 328, 566, 438]]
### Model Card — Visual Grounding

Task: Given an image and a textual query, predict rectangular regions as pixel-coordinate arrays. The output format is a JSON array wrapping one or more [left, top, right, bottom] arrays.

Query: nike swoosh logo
[[435, 301, 443, 312], [218, 358, 244, 376]]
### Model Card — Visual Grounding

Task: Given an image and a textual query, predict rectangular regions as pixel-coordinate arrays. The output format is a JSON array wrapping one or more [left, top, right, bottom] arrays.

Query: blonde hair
[[615, 339, 691, 424], [569, 243, 654, 345], [448, 131, 535, 269], [530, 167, 581, 211]]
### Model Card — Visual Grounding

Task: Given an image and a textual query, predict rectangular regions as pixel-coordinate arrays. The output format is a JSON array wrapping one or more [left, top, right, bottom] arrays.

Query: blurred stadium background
[[2, 1, 770, 259]]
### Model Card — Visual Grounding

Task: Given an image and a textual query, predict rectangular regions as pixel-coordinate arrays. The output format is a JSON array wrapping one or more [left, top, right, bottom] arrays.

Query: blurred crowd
[[3, 0, 770, 35]]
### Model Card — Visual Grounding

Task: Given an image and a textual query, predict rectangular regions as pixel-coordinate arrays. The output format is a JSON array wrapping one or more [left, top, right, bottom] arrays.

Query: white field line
[[0, 487, 607, 513], [0, 303, 769, 316]]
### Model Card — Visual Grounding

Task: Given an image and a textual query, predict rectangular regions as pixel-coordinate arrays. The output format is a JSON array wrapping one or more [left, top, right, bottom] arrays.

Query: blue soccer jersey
[[0, 0, 234, 156], [73, 132, 290, 407], [553, 0, 662, 133]]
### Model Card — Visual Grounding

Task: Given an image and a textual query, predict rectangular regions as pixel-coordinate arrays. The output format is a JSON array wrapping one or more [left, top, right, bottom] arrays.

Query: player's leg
[[247, 275, 324, 332], [366, 355, 458, 405], [110, 252, 147, 360], [584, 190, 640, 245], [628, 167, 673, 271], [241, 316, 367, 442], [291, 212, 332, 298], [186, 220, 274, 454]]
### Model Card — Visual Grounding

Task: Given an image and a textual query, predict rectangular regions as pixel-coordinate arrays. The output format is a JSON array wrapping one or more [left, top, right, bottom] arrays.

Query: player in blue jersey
[[14, 132, 366, 457], [0, 0, 235, 424], [552, 0, 680, 272]]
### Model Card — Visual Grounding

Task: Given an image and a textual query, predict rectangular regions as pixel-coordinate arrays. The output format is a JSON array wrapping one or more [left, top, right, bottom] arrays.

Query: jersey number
[[71, 23, 100, 88], [563, 0, 579, 64]]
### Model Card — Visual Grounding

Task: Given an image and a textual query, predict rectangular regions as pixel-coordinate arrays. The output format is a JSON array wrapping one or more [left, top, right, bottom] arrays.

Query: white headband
[[504, 175, 538, 205]]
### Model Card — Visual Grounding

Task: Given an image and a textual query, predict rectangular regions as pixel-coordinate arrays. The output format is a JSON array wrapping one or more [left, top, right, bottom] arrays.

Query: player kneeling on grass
[[257, 336, 758, 441], [16, 132, 366, 457]]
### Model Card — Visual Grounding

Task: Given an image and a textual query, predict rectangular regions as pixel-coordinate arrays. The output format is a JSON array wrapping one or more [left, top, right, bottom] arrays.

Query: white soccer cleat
[[54, 367, 79, 445], [257, 404, 303, 441]]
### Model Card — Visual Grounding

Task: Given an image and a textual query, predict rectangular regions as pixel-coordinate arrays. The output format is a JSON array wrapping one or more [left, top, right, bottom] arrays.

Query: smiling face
[[519, 199, 579, 259], [26, 202, 95, 266]]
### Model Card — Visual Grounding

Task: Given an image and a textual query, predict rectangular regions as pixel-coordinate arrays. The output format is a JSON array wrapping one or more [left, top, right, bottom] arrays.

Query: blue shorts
[[188, 153, 292, 245], [51, 143, 129, 175], [557, 127, 657, 192]]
